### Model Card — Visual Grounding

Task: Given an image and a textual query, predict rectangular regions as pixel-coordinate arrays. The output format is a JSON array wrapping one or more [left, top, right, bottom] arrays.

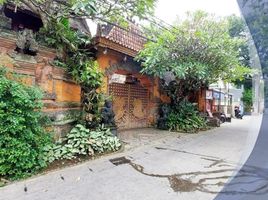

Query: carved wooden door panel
[[109, 82, 149, 129], [128, 84, 149, 129], [109, 83, 129, 129]]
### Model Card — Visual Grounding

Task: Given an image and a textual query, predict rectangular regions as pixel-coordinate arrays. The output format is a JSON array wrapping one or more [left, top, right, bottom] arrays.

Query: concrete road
[[0, 116, 262, 200]]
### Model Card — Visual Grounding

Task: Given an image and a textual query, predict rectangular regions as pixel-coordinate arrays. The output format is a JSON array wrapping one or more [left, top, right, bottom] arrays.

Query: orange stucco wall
[[0, 35, 81, 108], [96, 49, 170, 127], [0, 32, 170, 132], [97, 52, 120, 93], [198, 87, 207, 112], [54, 80, 81, 102], [0, 34, 82, 139]]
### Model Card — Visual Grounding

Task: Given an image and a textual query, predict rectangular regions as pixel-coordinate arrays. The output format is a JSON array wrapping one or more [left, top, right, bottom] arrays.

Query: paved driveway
[[0, 116, 262, 200]]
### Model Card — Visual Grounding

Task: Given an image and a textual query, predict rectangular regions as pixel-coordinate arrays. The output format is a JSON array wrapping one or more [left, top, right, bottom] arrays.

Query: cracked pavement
[[0, 116, 263, 200]]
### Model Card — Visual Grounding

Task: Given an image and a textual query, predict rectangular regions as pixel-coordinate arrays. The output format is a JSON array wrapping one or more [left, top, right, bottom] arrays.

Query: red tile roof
[[98, 23, 147, 52]]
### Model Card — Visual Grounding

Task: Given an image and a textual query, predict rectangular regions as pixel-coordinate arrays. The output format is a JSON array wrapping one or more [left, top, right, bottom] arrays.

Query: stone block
[[206, 117, 220, 127], [55, 80, 81, 102], [18, 76, 34, 86], [44, 109, 82, 140], [45, 109, 82, 123], [53, 123, 75, 141], [0, 53, 14, 68]]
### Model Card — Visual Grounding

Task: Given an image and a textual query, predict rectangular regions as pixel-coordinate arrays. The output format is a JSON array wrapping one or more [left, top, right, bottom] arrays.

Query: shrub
[[44, 124, 121, 163], [43, 124, 94, 162], [89, 127, 122, 153], [0, 68, 52, 179], [167, 100, 207, 133], [242, 89, 253, 112]]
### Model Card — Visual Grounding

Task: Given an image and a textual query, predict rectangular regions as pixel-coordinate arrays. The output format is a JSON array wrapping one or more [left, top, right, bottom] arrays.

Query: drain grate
[[109, 157, 131, 166]]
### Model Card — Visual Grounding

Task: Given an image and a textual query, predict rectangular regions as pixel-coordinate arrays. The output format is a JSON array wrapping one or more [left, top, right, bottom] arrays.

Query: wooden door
[[109, 82, 149, 129]]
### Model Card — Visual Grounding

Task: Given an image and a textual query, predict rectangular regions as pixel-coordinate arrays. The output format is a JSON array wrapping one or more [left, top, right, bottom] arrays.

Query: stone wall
[[0, 32, 82, 140]]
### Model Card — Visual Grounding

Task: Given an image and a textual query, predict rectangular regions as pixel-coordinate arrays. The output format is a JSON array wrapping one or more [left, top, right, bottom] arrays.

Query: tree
[[226, 14, 251, 68], [1, 0, 156, 27], [242, 88, 253, 112], [1, 0, 156, 53], [237, 0, 268, 75], [238, 0, 268, 107], [136, 11, 252, 104], [226, 14, 254, 112]]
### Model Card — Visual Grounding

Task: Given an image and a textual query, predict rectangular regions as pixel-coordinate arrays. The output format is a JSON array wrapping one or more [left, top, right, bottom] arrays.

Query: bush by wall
[[167, 100, 207, 133], [242, 89, 253, 112], [0, 68, 52, 180], [44, 124, 121, 163]]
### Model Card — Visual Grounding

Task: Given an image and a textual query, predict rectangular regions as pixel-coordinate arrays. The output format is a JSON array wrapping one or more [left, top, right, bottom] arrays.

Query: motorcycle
[[234, 106, 243, 119]]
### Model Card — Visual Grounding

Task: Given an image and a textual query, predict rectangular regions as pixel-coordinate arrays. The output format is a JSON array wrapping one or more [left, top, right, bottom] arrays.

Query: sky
[[155, 0, 241, 23]]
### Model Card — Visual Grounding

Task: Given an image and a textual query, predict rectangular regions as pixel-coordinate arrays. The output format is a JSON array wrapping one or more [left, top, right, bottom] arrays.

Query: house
[[93, 23, 170, 129], [209, 81, 244, 117], [0, 4, 171, 136]]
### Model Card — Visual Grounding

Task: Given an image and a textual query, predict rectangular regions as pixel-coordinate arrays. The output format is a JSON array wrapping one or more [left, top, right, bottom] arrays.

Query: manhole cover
[[109, 157, 131, 166]]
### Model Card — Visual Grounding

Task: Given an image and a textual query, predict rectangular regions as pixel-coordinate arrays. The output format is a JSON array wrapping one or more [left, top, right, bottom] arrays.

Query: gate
[[109, 82, 149, 129]]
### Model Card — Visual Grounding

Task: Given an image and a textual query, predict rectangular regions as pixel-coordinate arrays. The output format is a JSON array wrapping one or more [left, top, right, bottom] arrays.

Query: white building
[[209, 80, 244, 117]]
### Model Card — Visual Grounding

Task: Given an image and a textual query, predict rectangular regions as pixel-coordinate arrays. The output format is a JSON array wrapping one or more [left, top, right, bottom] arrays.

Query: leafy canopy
[[137, 11, 252, 85], [226, 14, 251, 68], [2, 0, 156, 27]]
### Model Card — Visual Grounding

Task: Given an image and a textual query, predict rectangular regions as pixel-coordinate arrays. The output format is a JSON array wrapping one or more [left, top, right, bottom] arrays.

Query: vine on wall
[[38, 18, 105, 128]]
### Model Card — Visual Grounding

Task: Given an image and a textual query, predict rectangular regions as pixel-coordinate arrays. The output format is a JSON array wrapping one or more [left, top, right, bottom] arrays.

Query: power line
[[93, 0, 178, 36]]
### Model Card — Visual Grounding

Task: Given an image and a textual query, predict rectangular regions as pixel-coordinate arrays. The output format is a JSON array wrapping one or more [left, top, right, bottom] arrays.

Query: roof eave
[[94, 37, 141, 58]]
